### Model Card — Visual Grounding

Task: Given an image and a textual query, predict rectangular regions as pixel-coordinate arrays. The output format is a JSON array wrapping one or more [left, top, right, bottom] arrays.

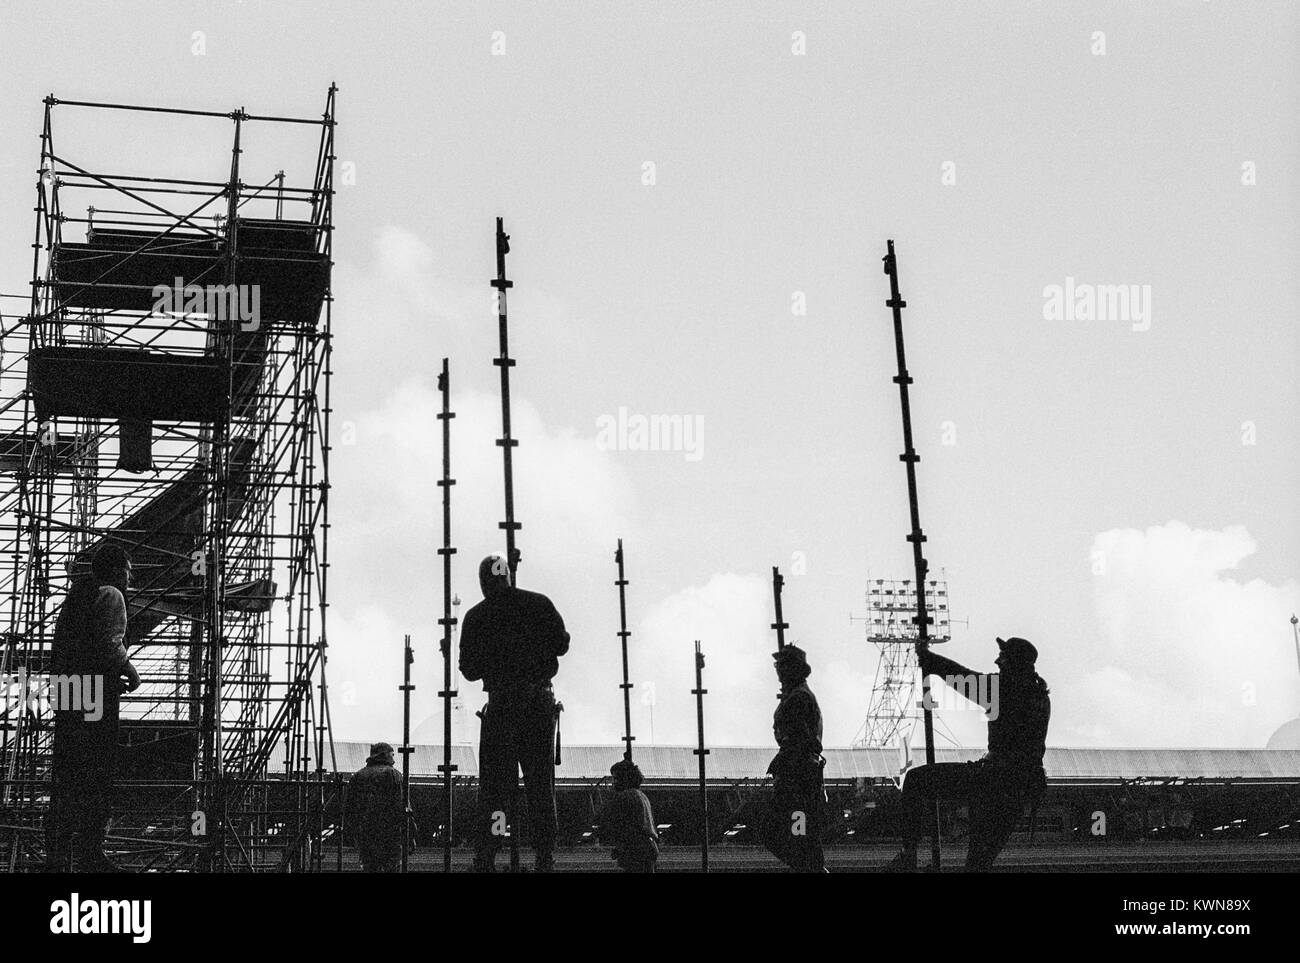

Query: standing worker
[[760, 644, 827, 873], [460, 554, 570, 873], [597, 759, 659, 872], [45, 543, 141, 873], [885, 636, 1051, 872], [344, 741, 405, 872]]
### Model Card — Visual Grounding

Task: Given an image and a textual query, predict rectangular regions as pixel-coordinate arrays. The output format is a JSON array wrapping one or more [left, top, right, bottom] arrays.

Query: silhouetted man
[[887, 636, 1051, 872], [597, 758, 658, 872], [460, 554, 570, 872], [759, 644, 826, 872], [344, 741, 405, 873], [46, 543, 141, 873]]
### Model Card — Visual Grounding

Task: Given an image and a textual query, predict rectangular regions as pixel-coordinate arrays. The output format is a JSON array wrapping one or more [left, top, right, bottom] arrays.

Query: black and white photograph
[[0, 0, 1294, 945]]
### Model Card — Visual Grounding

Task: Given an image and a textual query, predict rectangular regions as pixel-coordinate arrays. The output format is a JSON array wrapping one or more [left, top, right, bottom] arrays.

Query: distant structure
[[0, 89, 339, 872], [1265, 615, 1300, 750], [853, 578, 951, 748]]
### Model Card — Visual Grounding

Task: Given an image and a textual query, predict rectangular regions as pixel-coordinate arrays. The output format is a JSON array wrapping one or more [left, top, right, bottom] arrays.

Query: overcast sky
[[1, 1, 1297, 753]]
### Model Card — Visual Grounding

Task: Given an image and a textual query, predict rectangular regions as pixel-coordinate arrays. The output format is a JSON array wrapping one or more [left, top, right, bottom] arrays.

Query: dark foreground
[[327, 840, 1300, 873]]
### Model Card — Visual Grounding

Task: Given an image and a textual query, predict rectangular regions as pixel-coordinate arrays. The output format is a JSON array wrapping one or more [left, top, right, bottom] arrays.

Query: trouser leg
[[897, 762, 982, 849], [763, 771, 824, 872], [474, 705, 517, 867], [965, 782, 1026, 872], [518, 693, 557, 860]]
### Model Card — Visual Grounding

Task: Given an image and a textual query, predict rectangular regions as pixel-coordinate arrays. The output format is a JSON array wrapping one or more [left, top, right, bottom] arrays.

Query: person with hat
[[344, 741, 406, 873], [46, 542, 141, 873], [759, 644, 827, 872], [460, 554, 571, 872], [596, 758, 659, 872], [886, 636, 1052, 872]]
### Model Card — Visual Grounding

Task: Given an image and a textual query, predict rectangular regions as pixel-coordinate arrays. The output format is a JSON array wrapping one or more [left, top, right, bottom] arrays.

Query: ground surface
[[326, 840, 1300, 873]]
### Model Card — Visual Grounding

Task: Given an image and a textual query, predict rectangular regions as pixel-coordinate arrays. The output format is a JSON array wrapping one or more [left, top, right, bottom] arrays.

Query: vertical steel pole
[[770, 565, 789, 700], [692, 640, 709, 873], [770, 566, 788, 651], [399, 635, 413, 872], [436, 358, 458, 873], [489, 218, 521, 872], [882, 239, 942, 871], [615, 539, 634, 762], [491, 218, 521, 584]]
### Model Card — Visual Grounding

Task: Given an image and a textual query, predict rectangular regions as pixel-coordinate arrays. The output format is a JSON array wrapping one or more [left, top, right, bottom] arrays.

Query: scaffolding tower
[[853, 578, 950, 749], [0, 88, 339, 872]]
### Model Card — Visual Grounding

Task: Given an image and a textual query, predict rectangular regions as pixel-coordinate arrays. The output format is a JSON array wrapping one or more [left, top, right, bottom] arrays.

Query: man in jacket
[[886, 636, 1051, 872], [344, 741, 405, 872], [46, 543, 141, 873], [760, 644, 826, 872], [460, 554, 570, 872]]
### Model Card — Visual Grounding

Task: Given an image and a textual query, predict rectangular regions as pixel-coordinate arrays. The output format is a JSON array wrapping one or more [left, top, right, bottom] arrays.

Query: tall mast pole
[[615, 539, 634, 762], [692, 639, 709, 873], [399, 635, 413, 873], [491, 217, 521, 584], [490, 217, 521, 872], [882, 239, 942, 871], [436, 358, 458, 873]]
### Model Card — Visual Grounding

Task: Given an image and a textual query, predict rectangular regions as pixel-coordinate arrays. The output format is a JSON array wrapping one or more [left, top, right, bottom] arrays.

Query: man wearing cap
[[46, 543, 141, 873], [886, 636, 1051, 872], [460, 554, 571, 872], [759, 644, 827, 872], [344, 741, 406, 872], [597, 758, 659, 872]]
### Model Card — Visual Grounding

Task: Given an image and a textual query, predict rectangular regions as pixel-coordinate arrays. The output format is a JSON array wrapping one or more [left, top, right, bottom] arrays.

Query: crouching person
[[597, 758, 659, 872]]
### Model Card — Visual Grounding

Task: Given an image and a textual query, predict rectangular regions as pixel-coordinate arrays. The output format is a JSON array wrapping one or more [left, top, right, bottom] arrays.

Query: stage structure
[[0, 89, 339, 872]]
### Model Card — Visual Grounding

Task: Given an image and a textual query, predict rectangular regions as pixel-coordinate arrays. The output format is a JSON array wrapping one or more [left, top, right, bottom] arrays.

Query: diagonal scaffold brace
[[490, 217, 523, 872], [614, 539, 635, 763], [692, 639, 710, 873], [882, 238, 942, 871], [435, 357, 458, 874]]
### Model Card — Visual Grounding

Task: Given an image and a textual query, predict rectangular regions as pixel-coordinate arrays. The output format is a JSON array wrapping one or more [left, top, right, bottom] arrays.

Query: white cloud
[[1062, 522, 1300, 747]]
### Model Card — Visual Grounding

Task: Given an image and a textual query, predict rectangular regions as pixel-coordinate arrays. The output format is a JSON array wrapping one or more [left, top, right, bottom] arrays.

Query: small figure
[[46, 543, 141, 873], [597, 758, 659, 872], [759, 644, 827, 872], [460, 554, 571, 872], [887, 636, 1051, 872], [344, 742, 405, 873]]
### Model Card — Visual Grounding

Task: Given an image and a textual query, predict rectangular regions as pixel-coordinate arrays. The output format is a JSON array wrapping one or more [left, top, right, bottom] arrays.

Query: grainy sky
[[1, 1, 1297, 752]]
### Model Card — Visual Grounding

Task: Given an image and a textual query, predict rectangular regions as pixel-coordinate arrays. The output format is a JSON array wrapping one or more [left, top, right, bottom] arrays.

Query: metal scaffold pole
[[770, 565, 788, 652], [399, 635, 413, 873], [435, 358, 458, 874], [881, 238, 942, 871], [770, 565, 789, 700], [491, 217, 521, 584], [692, 639, 709, 873], [615, 539, 634, 762], [490, 217, 521, 872]]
